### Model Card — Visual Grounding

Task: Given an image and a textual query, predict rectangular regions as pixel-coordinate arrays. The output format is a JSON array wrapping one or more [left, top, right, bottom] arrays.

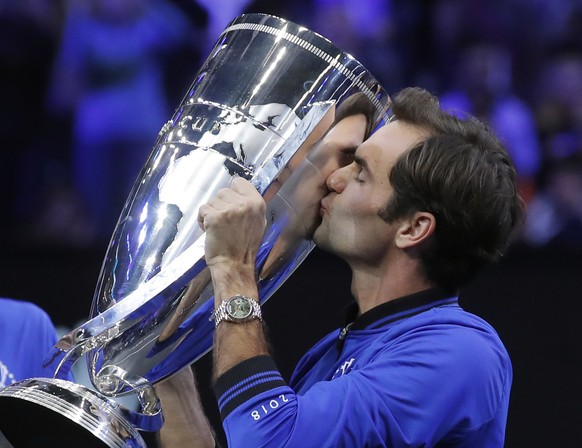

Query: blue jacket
[[214, 288, 511, 447]]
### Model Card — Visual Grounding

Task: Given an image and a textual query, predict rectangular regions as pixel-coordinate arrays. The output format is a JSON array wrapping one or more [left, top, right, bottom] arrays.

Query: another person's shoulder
[[0, 297, 54, 327], [1, 297, 48, 314]]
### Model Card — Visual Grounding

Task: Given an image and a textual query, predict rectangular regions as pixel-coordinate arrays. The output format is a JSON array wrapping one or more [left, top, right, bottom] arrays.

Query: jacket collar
[[342, 287, 459, 331]]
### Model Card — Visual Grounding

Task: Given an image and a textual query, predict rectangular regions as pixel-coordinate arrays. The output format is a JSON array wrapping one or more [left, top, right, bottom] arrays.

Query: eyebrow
[[353, 153, 369, 172]]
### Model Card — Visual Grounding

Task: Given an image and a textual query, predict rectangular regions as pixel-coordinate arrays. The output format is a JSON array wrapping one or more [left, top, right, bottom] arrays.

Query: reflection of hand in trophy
[[158, 268, 211, 343]]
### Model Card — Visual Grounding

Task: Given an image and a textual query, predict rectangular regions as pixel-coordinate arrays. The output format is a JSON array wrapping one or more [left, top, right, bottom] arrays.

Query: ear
[[395, 212, 436, 249]]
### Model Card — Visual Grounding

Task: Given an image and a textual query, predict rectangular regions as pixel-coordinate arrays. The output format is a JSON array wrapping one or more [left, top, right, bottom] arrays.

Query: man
[[157, 87, 523, 447], [0, 298, 64, 388]]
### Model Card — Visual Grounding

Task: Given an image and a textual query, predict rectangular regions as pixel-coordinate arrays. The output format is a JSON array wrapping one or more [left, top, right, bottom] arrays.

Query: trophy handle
[[96, 365, 163, 432], [43, 323, 165, 432], [44, 233, 208, 381]]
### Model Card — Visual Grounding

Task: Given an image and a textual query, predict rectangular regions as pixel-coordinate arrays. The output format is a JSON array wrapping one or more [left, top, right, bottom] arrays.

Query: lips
[[320, 197, 330, 215]]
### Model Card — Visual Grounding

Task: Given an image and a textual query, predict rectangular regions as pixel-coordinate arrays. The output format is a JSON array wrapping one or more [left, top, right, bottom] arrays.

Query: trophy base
[[0, 378, 146, 448]]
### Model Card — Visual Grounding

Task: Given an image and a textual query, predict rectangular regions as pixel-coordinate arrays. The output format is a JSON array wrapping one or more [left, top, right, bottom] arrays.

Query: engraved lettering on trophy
[[210, 120, 221, 135], [179, 115, 192, 130], [191, 116, 207, 132]]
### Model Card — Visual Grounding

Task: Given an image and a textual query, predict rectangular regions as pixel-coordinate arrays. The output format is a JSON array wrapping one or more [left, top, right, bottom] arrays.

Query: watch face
[[226, 297, 253, 319]]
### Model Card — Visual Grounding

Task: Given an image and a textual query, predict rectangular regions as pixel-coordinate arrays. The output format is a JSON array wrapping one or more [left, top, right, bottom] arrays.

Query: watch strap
[[214, 295, 262, 327]]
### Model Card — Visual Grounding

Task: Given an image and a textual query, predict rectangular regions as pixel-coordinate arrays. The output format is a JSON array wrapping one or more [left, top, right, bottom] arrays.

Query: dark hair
[[378, 87, 524, 289], [334, 92, 377, 138]]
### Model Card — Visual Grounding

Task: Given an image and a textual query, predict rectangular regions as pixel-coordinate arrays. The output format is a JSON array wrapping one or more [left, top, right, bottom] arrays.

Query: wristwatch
[[214, 295, 262, 327]]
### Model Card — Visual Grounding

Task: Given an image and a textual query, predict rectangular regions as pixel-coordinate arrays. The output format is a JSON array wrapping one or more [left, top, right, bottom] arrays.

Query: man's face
[[313, 120, 427, 265]]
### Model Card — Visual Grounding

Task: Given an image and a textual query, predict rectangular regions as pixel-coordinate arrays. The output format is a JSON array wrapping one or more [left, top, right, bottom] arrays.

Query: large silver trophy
[[0, 13, 390, 447]]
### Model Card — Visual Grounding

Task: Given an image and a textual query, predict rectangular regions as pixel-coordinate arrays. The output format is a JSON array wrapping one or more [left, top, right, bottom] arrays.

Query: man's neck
[[349, 258, 433, 315]]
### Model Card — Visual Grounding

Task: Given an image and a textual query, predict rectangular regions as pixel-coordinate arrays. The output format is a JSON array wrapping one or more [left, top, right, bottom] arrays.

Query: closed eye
[[353, 154, 369, 183], [353, 153, 369, 171]]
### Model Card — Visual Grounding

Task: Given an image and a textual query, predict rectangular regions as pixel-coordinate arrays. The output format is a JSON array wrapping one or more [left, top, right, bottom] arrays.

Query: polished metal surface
[[0, 13, 391, 446], [0, 378, 147, 447]]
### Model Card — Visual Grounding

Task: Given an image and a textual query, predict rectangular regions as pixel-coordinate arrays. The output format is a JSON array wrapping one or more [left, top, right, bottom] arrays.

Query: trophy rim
[[222, 13, 387, 114]]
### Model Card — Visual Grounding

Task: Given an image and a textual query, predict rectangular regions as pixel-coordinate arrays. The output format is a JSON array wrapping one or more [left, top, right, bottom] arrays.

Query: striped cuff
[[214, 355, 286, 419]]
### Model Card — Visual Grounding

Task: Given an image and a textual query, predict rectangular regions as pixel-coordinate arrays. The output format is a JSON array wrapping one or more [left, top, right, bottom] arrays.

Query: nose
[[325, 165, 349, 193]]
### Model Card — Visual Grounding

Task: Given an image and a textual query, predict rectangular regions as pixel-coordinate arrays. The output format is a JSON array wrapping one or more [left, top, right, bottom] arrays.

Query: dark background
[[1, 0, 582, 446]]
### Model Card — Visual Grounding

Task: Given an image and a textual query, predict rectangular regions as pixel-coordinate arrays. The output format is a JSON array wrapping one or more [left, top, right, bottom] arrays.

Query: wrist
[[208, 261, 258, 303]]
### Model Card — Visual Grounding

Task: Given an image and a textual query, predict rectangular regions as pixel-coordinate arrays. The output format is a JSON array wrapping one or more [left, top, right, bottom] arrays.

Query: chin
[[312, 226, 330, 250], [312, 228, 322, 245], [303, 215, 322, 239]]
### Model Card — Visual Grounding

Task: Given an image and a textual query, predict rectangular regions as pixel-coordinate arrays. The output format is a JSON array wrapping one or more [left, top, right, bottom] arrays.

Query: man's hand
[[198, 177, 266, 272]]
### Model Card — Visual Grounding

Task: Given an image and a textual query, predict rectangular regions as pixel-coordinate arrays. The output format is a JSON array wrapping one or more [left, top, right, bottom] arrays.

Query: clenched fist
[[198, 177, 267, 272]]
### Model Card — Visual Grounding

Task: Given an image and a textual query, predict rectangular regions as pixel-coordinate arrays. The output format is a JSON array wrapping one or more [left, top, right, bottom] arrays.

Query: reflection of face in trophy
[[283, 93, 377, 236], [258, 93, 378, 280]]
